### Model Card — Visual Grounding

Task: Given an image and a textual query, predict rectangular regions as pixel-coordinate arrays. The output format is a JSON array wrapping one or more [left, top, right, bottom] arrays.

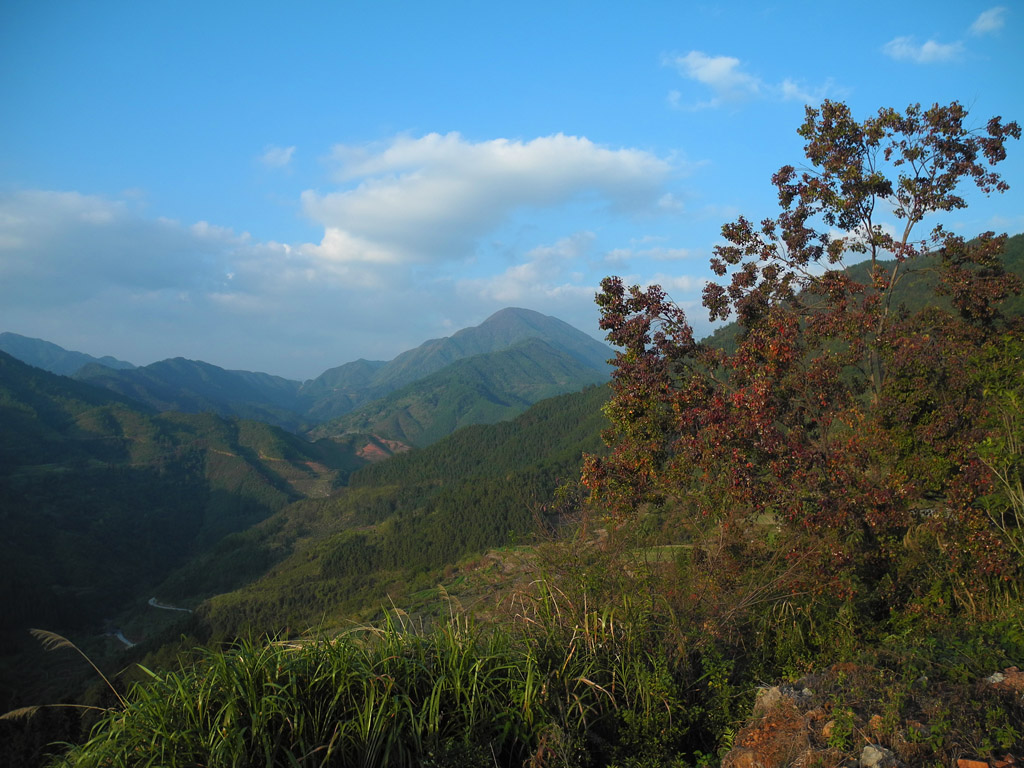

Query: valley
[[0, 307, 613, 711]]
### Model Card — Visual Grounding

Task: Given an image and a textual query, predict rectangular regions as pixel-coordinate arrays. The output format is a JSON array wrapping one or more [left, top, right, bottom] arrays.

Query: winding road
[[148, 597, 193, 613]]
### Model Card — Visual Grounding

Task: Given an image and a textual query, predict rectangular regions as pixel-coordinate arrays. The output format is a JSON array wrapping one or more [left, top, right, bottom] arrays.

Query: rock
[[724, 747, 759, 768], [753, 685, 784, 716], [1001, 666, 1024, 692], [721, 699, 809, 768], [986, 666, 1024, 692], [860, 744, 897, 768]]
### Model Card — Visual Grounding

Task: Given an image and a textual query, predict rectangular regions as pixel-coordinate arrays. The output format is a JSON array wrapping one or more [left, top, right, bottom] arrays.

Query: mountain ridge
[[297, 307, 611, 421], [311, 337, 609, 447], [0, 350, 358, 681], [4, 308, 612, 441], [0, 332, 136, 376]]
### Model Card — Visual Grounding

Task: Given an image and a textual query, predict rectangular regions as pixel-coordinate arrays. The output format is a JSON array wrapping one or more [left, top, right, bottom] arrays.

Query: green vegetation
[[0, 355, 352, 708], [54, 595, 718, 768], [362, 306, 611, 395], [188, 384, 610, 640], [312, 338, 607, 447], [579, 101, 1024, 764], [74, 357, 311, 432]]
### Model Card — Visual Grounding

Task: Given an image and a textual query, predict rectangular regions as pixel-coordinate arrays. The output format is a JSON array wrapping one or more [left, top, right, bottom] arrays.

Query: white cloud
[[297, 227, 405, 267], [603, 245, 693, 267], [885, 10, 1005, 63], [672, 51, 760, 94], [191, 220, 244, 241], [604, 248, 633, 265], [0, 190, 613, 377], [0, 191, 237, 295], [663, 51, 761, 108], [664, 51, 834, 109], [259, 145, 296, 168], [301, 132, 672, 265], [647, 247, 693, 261], [647, 273, 707, 296], [778, 78, 835, 104], [882, 36, 965, 63], [0, 189, 407, 376], [0, 134, 678, 377], [458, 232, 596, 304], [970, 6, 1007, 35], [657, 193, 684, 212]]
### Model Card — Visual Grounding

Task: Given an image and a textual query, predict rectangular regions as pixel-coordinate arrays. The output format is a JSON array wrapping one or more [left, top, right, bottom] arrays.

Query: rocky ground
[[721, 666, 1024, 768]]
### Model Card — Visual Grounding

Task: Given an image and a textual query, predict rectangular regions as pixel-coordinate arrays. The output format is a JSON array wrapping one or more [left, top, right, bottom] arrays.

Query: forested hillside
[[311, 338, 608, 446], [0, 333, 136, 377], [74, 358, 309, 431], [0, 353, 355, 706], [179, 384, 610, 639]]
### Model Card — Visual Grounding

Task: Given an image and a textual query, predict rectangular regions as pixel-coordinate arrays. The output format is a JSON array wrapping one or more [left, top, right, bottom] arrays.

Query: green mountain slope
[[297, 358, 387, 422], [368, 307, 611, 392], [0, 352, 358, 704], [73, 357, 307, 430], [0, 332, 136, 376], [310, 337, 609, 447], [181, 234, 1024, 638], [173, 384, 611, 638], [299, 307, 611, 421]]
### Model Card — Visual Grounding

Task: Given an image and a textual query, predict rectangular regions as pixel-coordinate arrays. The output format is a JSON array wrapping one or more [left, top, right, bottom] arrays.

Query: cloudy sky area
[[1, 1, 1022, 379]]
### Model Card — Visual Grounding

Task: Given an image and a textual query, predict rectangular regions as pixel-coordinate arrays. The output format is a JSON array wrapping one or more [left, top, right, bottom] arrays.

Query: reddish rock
[[724, 747, 759, 768], [868, 714, 884, 734], [721, 698, 809, 768], [986, 666, 1024, 693], [1002, 666, 1024, 692]]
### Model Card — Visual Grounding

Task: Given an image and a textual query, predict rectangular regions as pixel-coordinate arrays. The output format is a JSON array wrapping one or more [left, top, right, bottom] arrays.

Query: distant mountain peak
[[0, 332, 136, 376], [482, 306, 543, 321], [476, 307, 575, 330]]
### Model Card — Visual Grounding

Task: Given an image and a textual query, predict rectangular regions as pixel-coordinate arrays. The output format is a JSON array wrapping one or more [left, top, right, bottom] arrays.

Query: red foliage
[[583, 101, 1021, 612]]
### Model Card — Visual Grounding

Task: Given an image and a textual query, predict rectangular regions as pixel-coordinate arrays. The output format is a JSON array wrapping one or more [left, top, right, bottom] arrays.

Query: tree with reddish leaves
[[583, 101, 1021, 619]]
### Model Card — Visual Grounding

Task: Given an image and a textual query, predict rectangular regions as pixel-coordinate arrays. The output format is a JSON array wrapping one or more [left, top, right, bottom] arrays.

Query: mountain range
[[0, 332, 136, 376], [310, 337, 607, 447], [3, 308, 611, 446]]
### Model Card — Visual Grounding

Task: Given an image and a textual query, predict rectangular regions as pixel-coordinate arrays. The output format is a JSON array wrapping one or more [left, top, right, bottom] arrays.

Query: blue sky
[[1, 1, 1021, 379]]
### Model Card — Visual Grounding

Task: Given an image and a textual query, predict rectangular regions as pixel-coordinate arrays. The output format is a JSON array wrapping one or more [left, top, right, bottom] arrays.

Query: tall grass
[[55, 590, 702, 768]]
